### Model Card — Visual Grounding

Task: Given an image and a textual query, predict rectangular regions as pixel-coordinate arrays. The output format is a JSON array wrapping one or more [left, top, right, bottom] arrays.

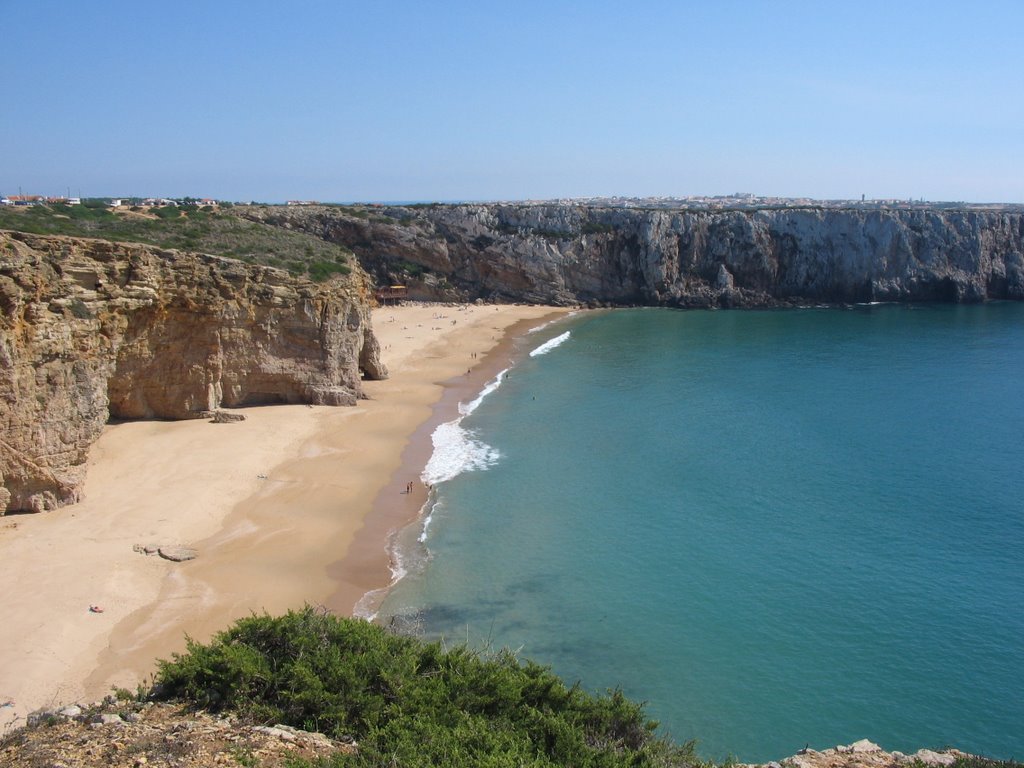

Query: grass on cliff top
[[0, 204, 353, 282], [152, 606, 702, 768]]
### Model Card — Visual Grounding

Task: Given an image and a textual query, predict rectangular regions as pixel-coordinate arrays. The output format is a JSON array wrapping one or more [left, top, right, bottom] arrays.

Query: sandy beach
[[0, 302, 571, 733]]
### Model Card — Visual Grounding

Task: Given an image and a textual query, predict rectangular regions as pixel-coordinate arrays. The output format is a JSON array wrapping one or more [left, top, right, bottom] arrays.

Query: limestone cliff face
[[246, 205, 1024, 307], [0, 230, 386, 514]]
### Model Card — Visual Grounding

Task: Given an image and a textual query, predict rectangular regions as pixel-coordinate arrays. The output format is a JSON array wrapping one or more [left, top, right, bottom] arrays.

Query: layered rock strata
[[0, 230, 386, 514], [245, 205, 1024, 307]]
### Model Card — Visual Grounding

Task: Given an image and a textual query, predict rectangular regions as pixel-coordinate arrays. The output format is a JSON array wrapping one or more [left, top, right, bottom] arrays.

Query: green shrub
[[153, 205, 181, 220], [154, 607, 697, 768], [308, 261, 352, 281], [949, 758, 1024, 768], [68, 204, 111, 220], [0, 205, 354, 274], [398, 260, 426, 278]]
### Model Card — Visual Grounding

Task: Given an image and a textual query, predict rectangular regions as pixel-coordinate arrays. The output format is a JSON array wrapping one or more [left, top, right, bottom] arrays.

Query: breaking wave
[[529, 330, 570, 357], [421, 369, 508, 486]]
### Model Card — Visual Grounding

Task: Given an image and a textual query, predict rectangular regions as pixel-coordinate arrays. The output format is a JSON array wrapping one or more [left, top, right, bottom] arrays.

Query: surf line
[[355, 328, 574, 620]]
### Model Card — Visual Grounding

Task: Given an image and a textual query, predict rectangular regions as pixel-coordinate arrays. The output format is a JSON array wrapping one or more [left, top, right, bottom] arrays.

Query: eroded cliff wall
[[246, 205, 1024, 307], [0, 230, 386, 514]]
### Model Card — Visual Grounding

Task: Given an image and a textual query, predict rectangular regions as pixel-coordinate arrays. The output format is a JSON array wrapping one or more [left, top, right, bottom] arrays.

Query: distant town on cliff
[[3, 193, 1022, 213]]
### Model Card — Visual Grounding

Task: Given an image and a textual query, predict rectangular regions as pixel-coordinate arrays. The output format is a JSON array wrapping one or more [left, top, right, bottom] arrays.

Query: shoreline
[[326, 312, 562, 621], [0, 302, 572, 732]]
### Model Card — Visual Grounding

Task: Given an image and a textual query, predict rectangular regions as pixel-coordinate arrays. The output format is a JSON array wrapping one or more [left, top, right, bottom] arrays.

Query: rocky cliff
[[244, 204, 1024, 307], [0, 230, 387, 514], [0, 700, 983, 768]]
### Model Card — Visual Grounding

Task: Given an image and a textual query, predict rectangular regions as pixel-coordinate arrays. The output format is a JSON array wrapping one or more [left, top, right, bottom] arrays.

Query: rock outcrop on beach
[[0, 230, 387, 514], [243, 204, 1024, 307]]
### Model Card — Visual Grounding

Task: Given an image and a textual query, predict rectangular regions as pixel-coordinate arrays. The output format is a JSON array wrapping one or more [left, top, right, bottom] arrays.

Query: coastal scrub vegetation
[[949, 758, 1024, 768], [0, 204, 354, 283], [153, 606, 702, 768]]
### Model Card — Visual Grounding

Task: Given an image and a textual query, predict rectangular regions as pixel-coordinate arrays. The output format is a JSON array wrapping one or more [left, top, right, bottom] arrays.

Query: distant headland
[[240, 199, 1024, 307]]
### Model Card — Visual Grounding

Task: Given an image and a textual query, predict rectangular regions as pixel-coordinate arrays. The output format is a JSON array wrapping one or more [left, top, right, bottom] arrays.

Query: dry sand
[[0, 302, 571, 732]]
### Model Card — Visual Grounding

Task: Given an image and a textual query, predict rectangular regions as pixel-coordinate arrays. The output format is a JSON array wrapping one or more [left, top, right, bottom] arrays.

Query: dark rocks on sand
[[207, 410, 247, 423], [157, 546, 198, 562]]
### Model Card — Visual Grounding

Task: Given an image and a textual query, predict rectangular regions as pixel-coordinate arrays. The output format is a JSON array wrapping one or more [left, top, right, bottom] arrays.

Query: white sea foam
[[528, 311, 578, 335], [352, 548, 404, 620], [358, 371, 512, 619], [527, 321, 552, 334], [353, 585, 388, 621], [354, 523, 430, 620], [422, 421, 500, 485], [421, 369, 508, 486], [460, 368, 508, 416], [418, 498, 442, 543], [529, 330, 571, 357]]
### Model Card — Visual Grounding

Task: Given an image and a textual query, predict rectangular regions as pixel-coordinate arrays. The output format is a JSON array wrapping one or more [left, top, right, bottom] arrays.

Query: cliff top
[[255, 197, 1024, 214], [0, 203, 355, 283]]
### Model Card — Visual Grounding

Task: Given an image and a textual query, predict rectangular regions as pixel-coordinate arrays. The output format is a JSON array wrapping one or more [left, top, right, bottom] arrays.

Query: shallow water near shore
[[378, 303, 1024, 762]]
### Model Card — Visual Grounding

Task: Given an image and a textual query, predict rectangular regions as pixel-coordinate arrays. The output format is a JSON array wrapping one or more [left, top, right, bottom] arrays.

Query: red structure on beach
[[374, 285, 408, 304]]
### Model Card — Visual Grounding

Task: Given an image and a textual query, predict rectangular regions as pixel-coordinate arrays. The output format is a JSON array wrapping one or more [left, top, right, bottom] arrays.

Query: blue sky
[[3, 1, 1022, 202]]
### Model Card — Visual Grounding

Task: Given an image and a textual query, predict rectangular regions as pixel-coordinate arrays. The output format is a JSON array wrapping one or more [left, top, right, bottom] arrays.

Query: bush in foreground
[[154, 606, 700, 768]]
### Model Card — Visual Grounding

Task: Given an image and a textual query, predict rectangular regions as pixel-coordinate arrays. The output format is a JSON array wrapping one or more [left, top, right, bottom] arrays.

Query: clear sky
[[3, 1, 1022, 203]]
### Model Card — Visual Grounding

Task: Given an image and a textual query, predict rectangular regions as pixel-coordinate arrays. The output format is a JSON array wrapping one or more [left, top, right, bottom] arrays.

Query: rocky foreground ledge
[[744, 739, 973, 768], [1, 697, 355, 767], [0, 697, 986, 768]]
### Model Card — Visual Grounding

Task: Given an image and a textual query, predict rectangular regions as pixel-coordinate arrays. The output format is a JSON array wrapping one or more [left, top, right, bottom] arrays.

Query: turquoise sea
[[376, 304, 1024, 762]]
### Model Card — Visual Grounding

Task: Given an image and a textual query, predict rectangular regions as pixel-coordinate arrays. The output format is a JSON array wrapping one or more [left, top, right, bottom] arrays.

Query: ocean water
[[376, 304, 1024, 762]]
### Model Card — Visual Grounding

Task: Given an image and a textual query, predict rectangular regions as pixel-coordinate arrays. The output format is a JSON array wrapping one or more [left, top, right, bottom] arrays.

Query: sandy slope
[[0, 302, 570, 732]]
